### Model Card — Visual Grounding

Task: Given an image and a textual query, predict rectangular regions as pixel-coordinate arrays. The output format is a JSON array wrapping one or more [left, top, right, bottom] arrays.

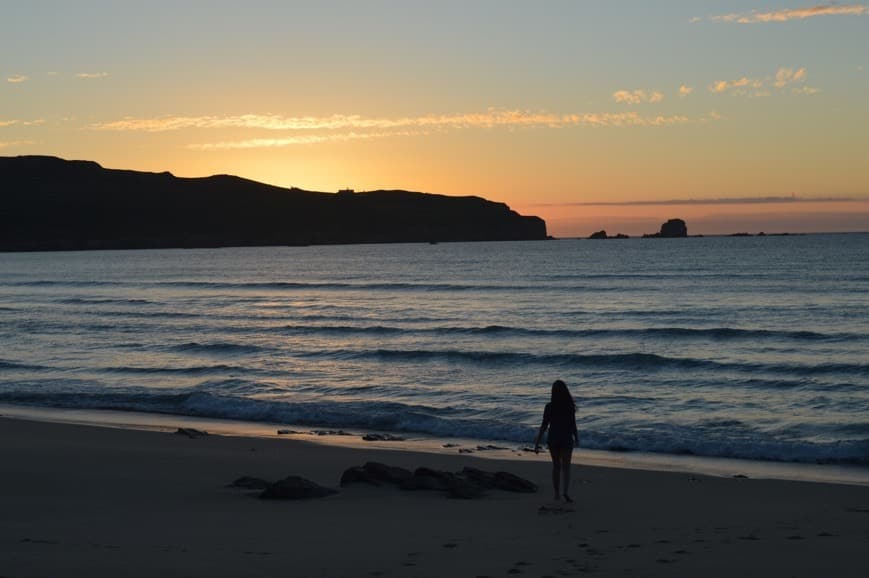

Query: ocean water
[[1, 235, 868, 465]]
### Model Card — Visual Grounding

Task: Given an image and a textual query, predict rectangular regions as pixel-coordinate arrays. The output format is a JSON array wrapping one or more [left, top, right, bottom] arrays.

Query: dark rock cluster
[[175, 427, 208, 438], [227, 461, 537, 501], [229, 475, 338, 500], [588, 230, 630, 240], [259, 476, 339, 500], [339, 461, 538, 500], [361, 433, 406, 442]]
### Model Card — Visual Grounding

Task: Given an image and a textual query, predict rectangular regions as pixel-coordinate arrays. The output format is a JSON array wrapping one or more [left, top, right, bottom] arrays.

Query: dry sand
[[2, 416, 868, 577]]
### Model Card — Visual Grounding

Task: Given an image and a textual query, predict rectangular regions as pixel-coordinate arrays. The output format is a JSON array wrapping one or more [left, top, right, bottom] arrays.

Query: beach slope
[[1, 417, 867, 577]]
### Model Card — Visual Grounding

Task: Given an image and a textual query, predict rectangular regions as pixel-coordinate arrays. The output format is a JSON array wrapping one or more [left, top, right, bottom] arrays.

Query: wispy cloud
[[76, 72, 109, 79], [165, 110, 716, 150], [710, 67, 815, 96], [709, 76, 766, 95], [0, 140, 36, 149], [774, 67, 807, 87], [187, 131, 422, 150], [698, 3, 869, 23], [533, 195, 859, 207], [6, 75, 28, 83], [92, 109, 702, 134], [792, 86, 822, 94], [679, 85, 694, 97], [612, 89, 664, 104], [0, 119, 46, 128]]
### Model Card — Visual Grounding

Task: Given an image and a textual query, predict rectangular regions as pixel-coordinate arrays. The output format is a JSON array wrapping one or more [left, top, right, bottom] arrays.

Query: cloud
[[0, 140, 36, 149], [91, 109, 702, 133], [709, 76, 765, 95], [612, 89, 664, 104], [710, 67, 816, 96], [532, 195, 859, 207], [7, 75, 28, 83], [172, 110, 717, 150], [791, 86, 821, 94], [76, 72, 109, 79], [700, 3, 869, 23], [774, 67, 807, 88], [679, 85, 694, 97], [0, 119, 46, 128], [89, 107, 718, 150], [187, 131, 422, 150]]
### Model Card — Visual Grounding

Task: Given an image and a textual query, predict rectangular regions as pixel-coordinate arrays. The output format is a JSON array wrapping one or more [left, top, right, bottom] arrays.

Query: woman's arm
[[534, 425, 546, 453], [573, 410, 579, 446], [534, 405, 550, 453]]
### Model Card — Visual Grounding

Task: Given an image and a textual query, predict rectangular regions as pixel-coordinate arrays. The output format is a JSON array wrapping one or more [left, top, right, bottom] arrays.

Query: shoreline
[[3, 414, 869, 577], [3, 402, 868, 487]]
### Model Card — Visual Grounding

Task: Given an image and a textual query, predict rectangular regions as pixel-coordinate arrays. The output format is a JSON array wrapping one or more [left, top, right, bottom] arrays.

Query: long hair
[[550, 379, 575, 413]]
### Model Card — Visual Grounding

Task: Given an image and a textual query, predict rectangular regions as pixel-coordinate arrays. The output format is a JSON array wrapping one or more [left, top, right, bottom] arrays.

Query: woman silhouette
[[534, 379, 579, 502]]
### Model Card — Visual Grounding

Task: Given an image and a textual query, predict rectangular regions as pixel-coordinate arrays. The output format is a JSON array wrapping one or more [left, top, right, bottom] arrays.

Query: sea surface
[[1, 235, 868, 465]]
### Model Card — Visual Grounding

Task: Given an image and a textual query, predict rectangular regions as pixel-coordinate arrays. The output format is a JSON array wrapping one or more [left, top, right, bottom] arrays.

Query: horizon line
[[533, 195, 864, 207]]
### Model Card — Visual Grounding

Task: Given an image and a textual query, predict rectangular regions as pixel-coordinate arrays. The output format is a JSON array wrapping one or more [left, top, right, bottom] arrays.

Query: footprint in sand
[[539, 504, 573, 515], [20, 538, 59, 545]]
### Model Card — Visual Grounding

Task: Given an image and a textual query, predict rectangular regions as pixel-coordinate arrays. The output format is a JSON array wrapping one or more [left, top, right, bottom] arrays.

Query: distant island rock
[[0, 156, 547, 251], [643, 218, 688, 238], [588, 230, 630, 240]]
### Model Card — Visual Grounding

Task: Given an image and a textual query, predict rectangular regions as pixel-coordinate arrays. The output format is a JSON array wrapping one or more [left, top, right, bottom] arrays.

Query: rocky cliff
[[0, 156, 547, 251]]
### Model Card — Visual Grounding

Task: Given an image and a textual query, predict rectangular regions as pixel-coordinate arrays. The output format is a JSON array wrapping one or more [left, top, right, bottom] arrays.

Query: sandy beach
[[1, 416, 867, 577]]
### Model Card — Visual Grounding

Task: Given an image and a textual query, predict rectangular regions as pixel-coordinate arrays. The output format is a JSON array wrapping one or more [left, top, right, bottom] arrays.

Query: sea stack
[[644, 218, 688, 238], [660, 219, 687, 237]]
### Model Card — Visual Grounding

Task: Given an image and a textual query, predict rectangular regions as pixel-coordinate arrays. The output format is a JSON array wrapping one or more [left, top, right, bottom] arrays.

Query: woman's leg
[[560, 447, 574, 501], [548, 447, 561, 500]]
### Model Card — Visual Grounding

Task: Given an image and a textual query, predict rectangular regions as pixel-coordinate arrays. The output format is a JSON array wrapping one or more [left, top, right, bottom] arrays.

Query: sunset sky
[[2, 1, 868, 236]]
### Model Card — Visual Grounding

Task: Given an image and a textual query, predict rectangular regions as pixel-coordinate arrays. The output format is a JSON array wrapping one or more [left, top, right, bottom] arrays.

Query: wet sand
[[2, 416, 868, 577]]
